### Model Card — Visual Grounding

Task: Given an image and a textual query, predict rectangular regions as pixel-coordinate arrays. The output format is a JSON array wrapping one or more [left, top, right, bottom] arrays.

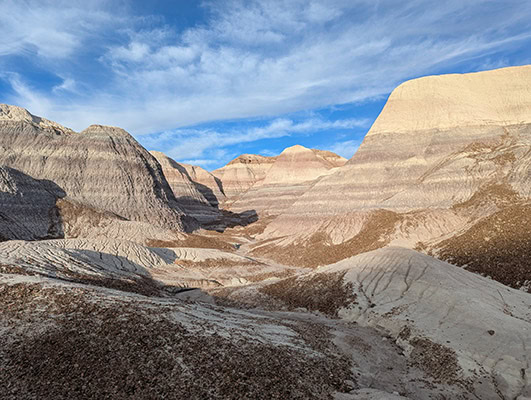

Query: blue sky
[[1, 0, 531, 170]]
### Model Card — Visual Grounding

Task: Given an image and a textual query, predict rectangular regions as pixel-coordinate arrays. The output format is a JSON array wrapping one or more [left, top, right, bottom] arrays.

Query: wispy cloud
[[1, 0, 531, 139], [143, 116, 369, 165], [0, 0, 117, 59], [324, 139, 363, 159]]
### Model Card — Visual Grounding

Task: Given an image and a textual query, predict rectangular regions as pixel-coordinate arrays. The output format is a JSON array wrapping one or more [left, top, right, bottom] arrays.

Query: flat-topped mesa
[[257, 65, 531, 276], [228, 145, 346, 216], [0, 105, 195, 234], [368, 65, 531, 136], [213, 154, 277, 199]]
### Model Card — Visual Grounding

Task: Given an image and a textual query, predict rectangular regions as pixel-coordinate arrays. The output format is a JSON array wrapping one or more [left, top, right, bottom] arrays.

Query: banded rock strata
[[150, 151, 223, 224], [256, 66, 531, 287], [226, 145, 346, 216], [213, 154, 276, 199], [0, 166, 62, 240], [0, 105, 194, 233], [181, 163, 225, 207]]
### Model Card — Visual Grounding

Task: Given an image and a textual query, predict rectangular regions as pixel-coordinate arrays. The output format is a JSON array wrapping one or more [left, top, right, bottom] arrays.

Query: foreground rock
[[217, 247, 531, 400]]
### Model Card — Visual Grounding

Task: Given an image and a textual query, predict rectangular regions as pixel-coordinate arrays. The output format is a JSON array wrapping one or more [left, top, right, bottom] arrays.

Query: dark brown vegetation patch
[[56, 198, 126, 235], [148, 233, 234, 251], [452, 183, 521, 211], [176, 258, 262, 269], [409, 337, 462, 384], [253, 210, 401, 268], [259, 272, 357, 317], [0, 264, 36, 276], [62, 274, 166, 297], [243, 268, 296, 283], [434, 203, 531, 291], [0, 282, 353, 400]]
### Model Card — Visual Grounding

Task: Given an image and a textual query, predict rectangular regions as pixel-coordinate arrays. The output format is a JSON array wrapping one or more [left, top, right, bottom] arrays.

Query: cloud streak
[[1, 0, 531, 164], [143, 116, 369, 165]]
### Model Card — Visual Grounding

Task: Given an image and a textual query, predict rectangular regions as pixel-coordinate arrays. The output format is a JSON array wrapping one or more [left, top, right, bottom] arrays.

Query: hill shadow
[[174, 196, 259, 233], [169, 159, 225, 208], [167, 161, 258, 233], [51, 247, 209, 299], [0, 166, 66, 241]]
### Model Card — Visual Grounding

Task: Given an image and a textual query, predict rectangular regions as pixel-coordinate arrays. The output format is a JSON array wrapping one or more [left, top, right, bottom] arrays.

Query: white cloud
[[178, 159, 226, 167], [142, 116, 368, 168], [325, 139, 363, 159], [166, 117, 368, 160], [258, 149, 279, 157], [0, 0, 117, 59], [1, 0, 531, 137], [52, 77, 77, 93]]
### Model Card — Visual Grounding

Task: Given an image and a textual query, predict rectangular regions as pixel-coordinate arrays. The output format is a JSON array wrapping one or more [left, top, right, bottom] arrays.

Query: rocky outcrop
[[368, 65, 531, 134], [150, 151, 211, 205], [227, 145, 346, 216], [0, 105, 195, 233], [0, 166, 63, 241], [212, 154, 276, 199], [150, 151, 222, 224], [181, 163, 226, 207], [257, 66, 531, 286]]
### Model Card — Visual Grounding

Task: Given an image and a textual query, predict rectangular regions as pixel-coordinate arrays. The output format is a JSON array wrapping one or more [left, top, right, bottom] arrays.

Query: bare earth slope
[[224, 247, 531, 399], [181, 163, 226, 207], [4, 244, 527, 399], [0, 105, 194, 232], [212, 154, 276, 199], [228, 145, 346, 216], [150, 151, 223, 224], [256, 66, 531, 289]]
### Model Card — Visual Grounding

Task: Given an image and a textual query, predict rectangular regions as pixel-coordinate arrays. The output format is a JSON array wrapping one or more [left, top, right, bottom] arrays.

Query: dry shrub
[[260, 272, 357, 317], [409, 337, 462, 384], [243, 268, 296, 282], [147, 233, 234, 251], [176, 258, 262, 269], [0, 283, 352, 400], [452, 183, 520, 211], [253, 209, 401, 268], [435, 203, 531, 291]]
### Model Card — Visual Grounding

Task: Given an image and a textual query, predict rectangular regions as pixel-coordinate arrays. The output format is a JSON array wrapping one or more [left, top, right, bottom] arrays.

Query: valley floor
[[1, 230, 530, 400]]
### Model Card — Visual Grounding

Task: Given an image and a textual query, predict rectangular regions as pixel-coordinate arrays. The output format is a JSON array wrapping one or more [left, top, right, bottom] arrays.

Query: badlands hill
[[0, 104, 196, 240], [219, 145, 347, 215], [1, 65, 530, 400], [213, 153, 276, 199], [0, 166, 62, 240], [256, 66, 531, 290], [150, 151, 224, 224]]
